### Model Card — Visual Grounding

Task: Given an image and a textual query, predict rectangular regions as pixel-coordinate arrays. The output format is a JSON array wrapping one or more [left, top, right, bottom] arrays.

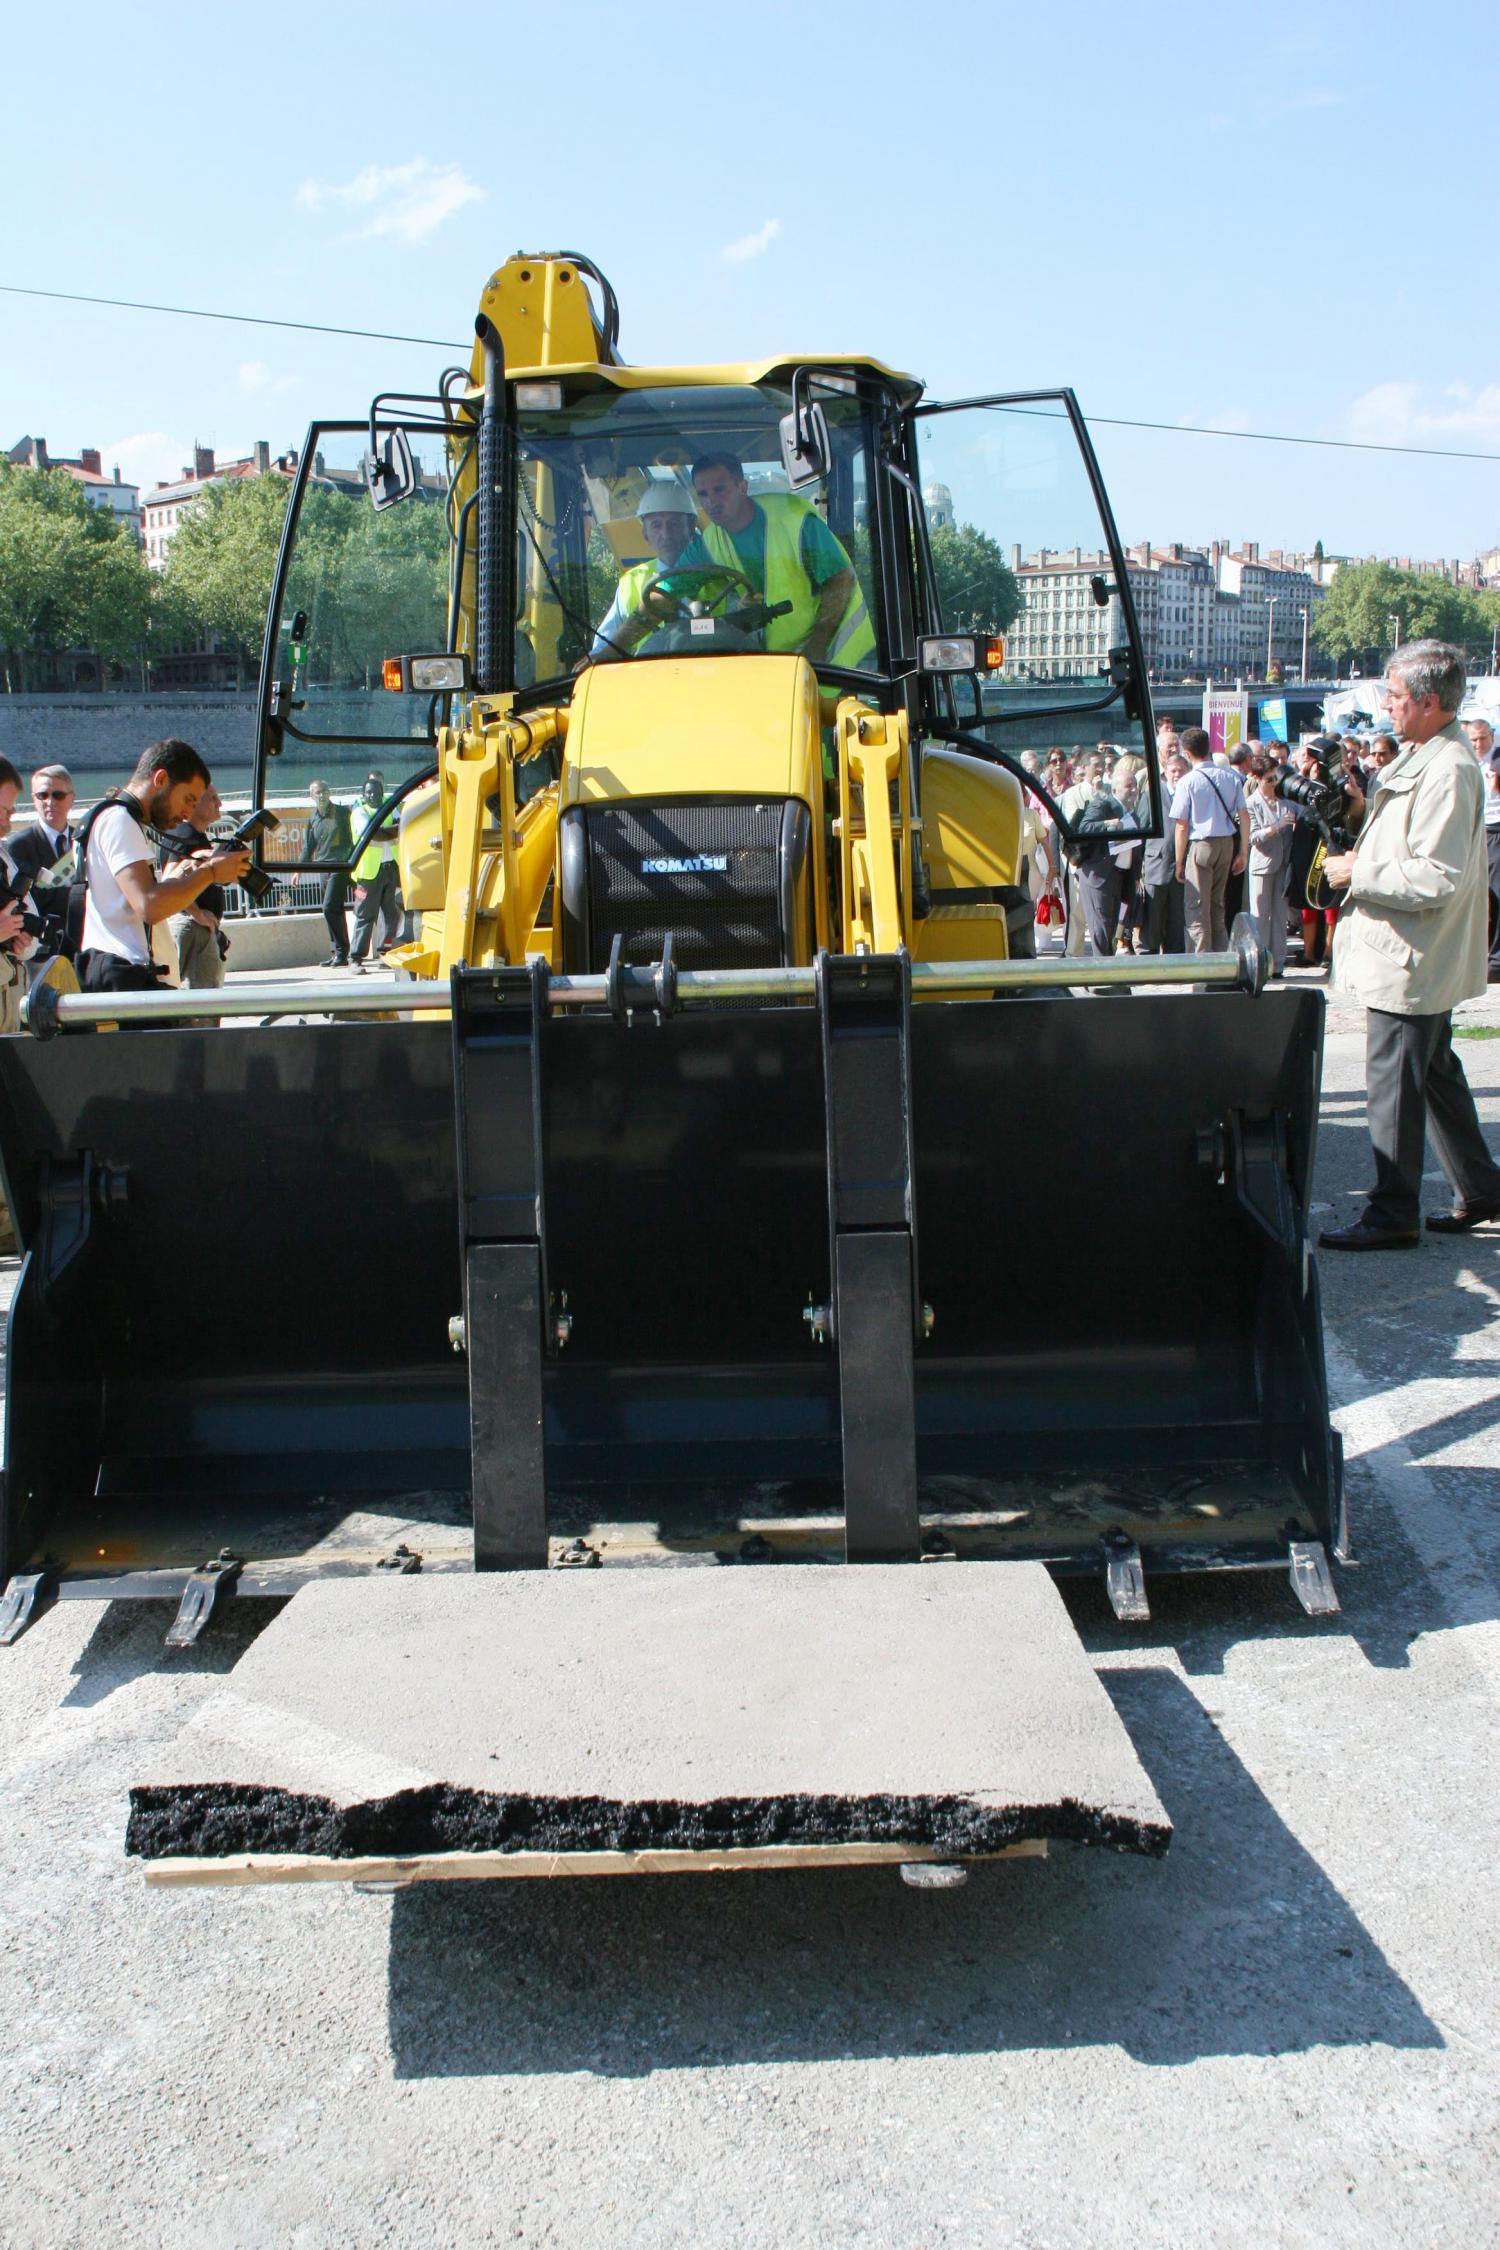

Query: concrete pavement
[[1, 989, 1497, 2247]]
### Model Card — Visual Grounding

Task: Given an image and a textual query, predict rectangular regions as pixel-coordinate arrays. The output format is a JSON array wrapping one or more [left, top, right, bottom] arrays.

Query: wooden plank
[[143, 1838, 1048, 1889]]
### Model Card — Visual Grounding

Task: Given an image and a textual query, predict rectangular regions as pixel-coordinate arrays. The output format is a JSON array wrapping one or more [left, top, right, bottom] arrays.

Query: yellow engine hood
[[561, 656, 823, 809]]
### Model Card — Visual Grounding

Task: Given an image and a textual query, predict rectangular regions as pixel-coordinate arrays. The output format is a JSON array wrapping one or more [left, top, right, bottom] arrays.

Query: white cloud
[[721, 217, 781, 264], [1347, 381, 1500, 449], [296, 158, 484, 247], [100, 431, 193, 492], [238, 360, 299, 398]]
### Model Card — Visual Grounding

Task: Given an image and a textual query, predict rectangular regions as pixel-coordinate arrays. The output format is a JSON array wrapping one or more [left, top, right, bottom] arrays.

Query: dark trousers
[[79, 951, 159, 994], [321, 872, 351, 960], [1487, 829, 1500, 962], [1364, 1007, 1500, 1231], [350, 863, 402, 961], [1076, 858, 1122, 958], [1139, 877, 1185, 954]]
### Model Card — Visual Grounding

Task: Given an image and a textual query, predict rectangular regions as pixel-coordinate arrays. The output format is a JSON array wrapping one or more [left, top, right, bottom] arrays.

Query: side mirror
[[366, 427, 417, 512], [779, 401, 832, 492]]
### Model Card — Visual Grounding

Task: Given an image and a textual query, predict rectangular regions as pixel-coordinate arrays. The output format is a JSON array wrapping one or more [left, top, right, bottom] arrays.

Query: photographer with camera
[[1281, 740, 1357, 972], [1317, 642, 1500, 1250], [78, 740, 249, 995]]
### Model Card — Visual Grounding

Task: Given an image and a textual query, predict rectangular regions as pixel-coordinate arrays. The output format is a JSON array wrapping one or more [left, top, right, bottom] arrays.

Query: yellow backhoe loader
[[0, 255, 1343, 1889]]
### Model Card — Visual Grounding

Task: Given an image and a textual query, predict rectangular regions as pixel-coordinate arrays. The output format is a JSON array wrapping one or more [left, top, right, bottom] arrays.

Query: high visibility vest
[[354, 803, 397, 882], [616, 561, 657, 616], [702, 497, 876, 669]]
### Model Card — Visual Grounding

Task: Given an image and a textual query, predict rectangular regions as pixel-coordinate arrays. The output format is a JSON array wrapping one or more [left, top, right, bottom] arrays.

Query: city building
[[5, 436, 141, 542], [1001, 545, 1157, 680], [141, 440, 295, 567]]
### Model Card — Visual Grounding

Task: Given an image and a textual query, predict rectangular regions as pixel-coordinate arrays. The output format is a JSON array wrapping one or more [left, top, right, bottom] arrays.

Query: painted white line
[[1325, 1325, 1500, 1698]]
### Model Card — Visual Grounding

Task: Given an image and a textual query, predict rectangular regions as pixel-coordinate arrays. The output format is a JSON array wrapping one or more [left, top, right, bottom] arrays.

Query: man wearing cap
[[1319, 641, 1500, 1249], [1460, 714, 1500, 977], [691, 452, 875, 669], [590, 482, 709, 659]]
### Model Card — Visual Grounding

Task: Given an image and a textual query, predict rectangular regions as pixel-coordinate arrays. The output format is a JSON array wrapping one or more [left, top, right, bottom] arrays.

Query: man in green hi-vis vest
[[590, 481, 709, 659], [690, 450, 875, 670]]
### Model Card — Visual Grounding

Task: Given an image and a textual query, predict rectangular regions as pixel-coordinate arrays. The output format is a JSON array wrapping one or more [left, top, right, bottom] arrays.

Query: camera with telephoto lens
[[1272, 768, 1356, 852], [181, 807, 281, 905]]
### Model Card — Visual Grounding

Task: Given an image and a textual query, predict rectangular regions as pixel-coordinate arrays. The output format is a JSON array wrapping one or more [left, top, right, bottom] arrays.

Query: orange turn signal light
[[381, 658, 404, 693], [982, 637, 1006, 670]]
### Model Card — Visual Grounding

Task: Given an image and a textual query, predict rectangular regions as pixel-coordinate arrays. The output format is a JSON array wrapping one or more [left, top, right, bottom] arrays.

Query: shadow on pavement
[[60, 1596, 288, 1708], [384, 1665, 1438, 2080]]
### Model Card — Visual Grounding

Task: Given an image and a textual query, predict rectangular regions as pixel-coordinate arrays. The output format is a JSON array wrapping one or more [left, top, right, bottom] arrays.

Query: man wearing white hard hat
[[590, 480, 708, 659]]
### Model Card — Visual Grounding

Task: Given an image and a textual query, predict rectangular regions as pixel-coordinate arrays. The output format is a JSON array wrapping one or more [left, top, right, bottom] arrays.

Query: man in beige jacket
[[1319, 640, 1500, 1250]]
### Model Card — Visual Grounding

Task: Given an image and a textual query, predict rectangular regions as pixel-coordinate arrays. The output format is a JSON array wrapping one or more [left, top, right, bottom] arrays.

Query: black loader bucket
[[0, 940, 1342, 1646]]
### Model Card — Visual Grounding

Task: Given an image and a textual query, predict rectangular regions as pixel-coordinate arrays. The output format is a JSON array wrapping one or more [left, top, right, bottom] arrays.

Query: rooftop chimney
[[253, 440, 271, 475], [80, 448, 102, 476], [193, 445, 215, 481]]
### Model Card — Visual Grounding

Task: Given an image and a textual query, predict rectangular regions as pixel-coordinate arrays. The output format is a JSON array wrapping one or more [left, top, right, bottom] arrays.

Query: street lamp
[[1265, 595, 1278, 676], [1388, 613, 1402, 651], [1299, 606, 1309, 683]]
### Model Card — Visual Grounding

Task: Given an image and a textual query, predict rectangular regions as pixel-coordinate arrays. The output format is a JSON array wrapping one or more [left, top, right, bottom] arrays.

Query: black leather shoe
[[1320, 1219, 1420, 1251], [1426, 1201, 1500, 1233]]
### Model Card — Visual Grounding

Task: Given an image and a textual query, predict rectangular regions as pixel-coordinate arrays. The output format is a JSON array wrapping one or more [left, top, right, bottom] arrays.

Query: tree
[[0, 462, 152, 690], [928, 522, 1023, 635], [285, 486, 449, 690], [160, 474, 293, 685], [1311, 560, 1485, 674]]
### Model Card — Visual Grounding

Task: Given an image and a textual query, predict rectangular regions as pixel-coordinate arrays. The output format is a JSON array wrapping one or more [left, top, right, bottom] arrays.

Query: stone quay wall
[[0, 694, 260, 774]]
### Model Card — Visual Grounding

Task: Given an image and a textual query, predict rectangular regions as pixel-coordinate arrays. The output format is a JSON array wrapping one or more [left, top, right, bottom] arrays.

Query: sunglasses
[[35, 788, 73, 798]]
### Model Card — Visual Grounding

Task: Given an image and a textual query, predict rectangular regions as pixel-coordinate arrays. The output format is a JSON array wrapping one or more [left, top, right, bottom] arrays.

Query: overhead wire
[[5, 279, 1500, 468]]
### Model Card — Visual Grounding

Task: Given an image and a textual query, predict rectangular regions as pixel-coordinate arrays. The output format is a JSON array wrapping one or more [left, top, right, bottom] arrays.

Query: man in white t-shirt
[[79, 738, 249, 994]]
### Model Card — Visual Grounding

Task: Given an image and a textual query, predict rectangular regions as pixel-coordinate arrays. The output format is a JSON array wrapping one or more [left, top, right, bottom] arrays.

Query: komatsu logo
[[640, 854, 729, 874]]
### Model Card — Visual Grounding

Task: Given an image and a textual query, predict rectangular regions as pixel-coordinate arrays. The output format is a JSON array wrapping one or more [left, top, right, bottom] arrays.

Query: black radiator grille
[[584, 801, 789, 971]]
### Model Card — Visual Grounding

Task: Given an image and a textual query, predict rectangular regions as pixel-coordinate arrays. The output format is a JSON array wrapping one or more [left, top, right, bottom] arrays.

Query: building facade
[[5, 437, 141, 542]]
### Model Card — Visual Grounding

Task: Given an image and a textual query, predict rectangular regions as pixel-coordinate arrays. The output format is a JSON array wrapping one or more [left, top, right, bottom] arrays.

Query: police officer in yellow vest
[[590, 481, 709, 659], [690, 450, 875, 669]]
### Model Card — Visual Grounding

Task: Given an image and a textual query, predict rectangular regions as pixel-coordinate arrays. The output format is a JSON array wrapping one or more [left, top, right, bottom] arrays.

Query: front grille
[[581, 801, 790, 972]]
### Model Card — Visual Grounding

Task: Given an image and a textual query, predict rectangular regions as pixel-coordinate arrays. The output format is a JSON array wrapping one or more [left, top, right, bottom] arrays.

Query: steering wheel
[[639, 565, 757, 623]]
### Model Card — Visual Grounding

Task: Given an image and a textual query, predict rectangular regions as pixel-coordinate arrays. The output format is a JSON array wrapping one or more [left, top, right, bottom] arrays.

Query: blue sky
[[4, 0, 1497, 561]]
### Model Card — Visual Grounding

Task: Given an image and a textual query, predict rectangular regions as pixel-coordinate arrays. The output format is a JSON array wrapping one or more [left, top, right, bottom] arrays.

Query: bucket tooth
[[0, 1569, 56, 1647], [1103, 1537, 1150, 1623], [165, 1552, 242, 1649], [1288, 1539, 1340, 1617]]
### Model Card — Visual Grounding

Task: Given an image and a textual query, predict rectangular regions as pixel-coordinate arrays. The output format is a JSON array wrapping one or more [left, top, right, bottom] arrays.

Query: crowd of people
[[1017, 703, 1500, 985]]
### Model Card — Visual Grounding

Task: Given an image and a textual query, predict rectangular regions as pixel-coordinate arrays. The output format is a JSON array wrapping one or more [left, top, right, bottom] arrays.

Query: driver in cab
[[690, 451, 875, 669], [590, 481, 708, 660]]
